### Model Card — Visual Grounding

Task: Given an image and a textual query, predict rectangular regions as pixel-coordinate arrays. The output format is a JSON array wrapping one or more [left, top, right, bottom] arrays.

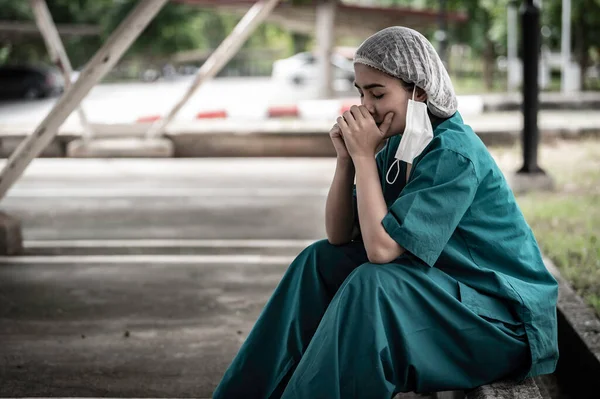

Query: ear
[[415, 87, 428, 102]]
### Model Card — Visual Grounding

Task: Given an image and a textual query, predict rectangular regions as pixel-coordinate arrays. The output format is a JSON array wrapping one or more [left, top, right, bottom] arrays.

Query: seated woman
[[213, 26, 558, 399]]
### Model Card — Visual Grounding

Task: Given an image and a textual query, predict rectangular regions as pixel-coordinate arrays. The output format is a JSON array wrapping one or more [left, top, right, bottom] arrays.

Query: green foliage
[[0, 0, 111, 67], [384, 0, 599, 89], [544, 0, 600, 87], [103, 1, 208, 59], [0, 0, 293, 68], [0, 0, 32, 19], [0, 0, 598, 85]]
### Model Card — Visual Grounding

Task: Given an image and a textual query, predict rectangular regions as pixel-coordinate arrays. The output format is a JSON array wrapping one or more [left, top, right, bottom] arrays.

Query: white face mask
[[386, 87, 434, 185]]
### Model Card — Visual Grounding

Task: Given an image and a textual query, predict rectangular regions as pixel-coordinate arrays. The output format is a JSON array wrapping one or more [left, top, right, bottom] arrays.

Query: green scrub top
[[357, 111, 559, 378]]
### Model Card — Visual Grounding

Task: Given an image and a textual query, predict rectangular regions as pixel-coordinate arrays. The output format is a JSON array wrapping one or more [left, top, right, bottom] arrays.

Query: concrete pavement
[[0, 159, 334, 240], [0, 256, 282, 397], [0, 158, 328, 398], [0, 158, 571, 398]]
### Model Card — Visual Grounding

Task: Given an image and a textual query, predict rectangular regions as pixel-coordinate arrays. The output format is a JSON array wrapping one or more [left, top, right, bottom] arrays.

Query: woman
[[213, 27, 558, 399]]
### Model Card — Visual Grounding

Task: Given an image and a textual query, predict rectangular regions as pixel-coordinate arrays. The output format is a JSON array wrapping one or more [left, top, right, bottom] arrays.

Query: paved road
[[0, 76, 355, 126], [0, 158, 565, 398]]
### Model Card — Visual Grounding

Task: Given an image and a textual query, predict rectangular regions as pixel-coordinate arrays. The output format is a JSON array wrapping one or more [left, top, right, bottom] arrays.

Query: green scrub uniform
[[213, 112, 559, 399]]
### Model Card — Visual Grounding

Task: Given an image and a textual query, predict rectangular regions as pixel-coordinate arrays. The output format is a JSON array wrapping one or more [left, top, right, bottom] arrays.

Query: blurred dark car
[[0, 65, 64, 100]]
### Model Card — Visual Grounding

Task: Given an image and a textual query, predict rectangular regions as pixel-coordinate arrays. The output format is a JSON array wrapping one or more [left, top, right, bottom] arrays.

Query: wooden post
[[315, 0, 336, 99]]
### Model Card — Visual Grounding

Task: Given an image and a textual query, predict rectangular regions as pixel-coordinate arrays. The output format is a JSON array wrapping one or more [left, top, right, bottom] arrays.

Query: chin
[[385, 128, 404, 138]]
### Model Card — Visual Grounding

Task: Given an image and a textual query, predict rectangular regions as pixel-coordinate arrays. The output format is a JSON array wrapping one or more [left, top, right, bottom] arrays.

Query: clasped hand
[[336, 105, 394, 159]]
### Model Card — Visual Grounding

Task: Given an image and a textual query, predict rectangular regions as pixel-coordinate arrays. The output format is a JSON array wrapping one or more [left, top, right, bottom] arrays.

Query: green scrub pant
[[213, 240, 529, 399]]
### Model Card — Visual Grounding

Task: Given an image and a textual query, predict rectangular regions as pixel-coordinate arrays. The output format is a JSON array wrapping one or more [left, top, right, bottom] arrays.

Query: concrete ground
[[0, 158, 327, 397], [0, 158, 566, 398]]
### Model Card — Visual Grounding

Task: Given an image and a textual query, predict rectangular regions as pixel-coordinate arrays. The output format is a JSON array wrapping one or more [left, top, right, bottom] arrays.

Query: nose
[[361, 97, 376, 116]]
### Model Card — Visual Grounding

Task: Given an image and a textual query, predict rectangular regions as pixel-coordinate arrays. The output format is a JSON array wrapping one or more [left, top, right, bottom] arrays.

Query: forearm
[[325, 157, 357, 245], [354, 156, 404, 263]]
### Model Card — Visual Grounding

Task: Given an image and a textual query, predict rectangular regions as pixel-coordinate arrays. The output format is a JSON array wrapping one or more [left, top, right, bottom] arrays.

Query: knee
[[305, 239, 336, 255], [345, 262, 418, 294], [297, 239, 336, 263], [346, 262, 387, 286], [289, 239, 363, 290], [288, 239, 335, 274]]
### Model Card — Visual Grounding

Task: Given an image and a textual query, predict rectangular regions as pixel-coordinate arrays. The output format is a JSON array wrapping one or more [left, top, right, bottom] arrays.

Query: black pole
[[518, 0, 544, 174]]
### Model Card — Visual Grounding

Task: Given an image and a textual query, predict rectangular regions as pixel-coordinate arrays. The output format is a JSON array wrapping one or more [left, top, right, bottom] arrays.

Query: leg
[[213, 239, 368, 399], [280, 260, 529, 399]]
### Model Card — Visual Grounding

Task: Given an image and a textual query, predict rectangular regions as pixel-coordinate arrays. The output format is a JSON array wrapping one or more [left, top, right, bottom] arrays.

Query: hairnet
[[354, 27, 457, 118]]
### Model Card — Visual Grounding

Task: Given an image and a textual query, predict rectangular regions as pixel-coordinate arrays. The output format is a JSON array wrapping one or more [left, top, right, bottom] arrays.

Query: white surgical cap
[[354, 26, 457, 118]]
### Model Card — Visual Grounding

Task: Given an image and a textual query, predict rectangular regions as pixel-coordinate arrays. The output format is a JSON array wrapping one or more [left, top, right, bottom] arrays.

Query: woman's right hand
[[329, 123, 351, 160]]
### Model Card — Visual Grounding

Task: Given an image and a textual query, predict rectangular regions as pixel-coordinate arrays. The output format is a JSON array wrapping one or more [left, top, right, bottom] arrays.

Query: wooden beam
[[208, 3, 465, 38], [0, 21, 101, 37]]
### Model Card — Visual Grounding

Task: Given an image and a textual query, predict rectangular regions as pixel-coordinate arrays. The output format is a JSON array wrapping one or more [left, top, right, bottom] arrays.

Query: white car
[[271, 52, 355, 87]]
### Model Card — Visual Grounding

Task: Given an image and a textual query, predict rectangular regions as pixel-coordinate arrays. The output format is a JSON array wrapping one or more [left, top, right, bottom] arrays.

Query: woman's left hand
[[337, 105, 394, 159]]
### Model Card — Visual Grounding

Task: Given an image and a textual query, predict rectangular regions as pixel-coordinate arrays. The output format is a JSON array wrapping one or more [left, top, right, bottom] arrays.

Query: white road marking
[[25, 238, 316, 248], [0, 254, 296, 264], [6, 187, 329, 198]]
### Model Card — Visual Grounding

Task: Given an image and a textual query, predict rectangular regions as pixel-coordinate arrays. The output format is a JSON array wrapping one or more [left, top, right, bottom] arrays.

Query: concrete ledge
[[1, 114, 599, 158], [0, 212, 22, 256], [507, 171, 555, 194], [465, 378, 542, 399], [169, 132, 336, 157], [0, 137, 66, 158], [483, 92, 600, 112], [67, 138, 174, 158], [2, 127, 598, 159], [430, 378, 542, 399], [544, 259, 600, 397]]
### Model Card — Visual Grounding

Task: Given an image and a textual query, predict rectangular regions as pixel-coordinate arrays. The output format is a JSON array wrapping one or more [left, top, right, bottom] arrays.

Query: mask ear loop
[[411, 85, 416, 101], [386, 159, 401, 185]]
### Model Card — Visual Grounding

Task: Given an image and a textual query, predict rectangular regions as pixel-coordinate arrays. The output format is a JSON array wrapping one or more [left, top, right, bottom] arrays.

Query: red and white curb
[[136, 95, 484, 123]]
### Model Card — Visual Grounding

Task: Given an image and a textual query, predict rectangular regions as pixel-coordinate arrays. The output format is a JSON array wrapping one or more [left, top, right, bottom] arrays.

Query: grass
[[488, 139, 600, 314]]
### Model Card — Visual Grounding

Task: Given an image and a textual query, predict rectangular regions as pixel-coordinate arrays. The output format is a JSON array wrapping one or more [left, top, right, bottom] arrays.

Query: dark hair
[[400, 79, 428, 100], [401, 80, 445, 123], [400, 79, 415, 91]]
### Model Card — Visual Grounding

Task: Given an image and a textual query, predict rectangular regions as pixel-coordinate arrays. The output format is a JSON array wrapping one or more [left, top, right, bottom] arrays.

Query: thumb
[[379, 112, 394, 134]]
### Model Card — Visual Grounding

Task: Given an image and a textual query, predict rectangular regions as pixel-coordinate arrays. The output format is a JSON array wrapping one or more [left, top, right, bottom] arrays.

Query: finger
[[379, 112, 394, 134], [343, 110, 357, 130], [337, 116, 349, 134], [357, 105, 372, 120], [349, 105, 363, 122]]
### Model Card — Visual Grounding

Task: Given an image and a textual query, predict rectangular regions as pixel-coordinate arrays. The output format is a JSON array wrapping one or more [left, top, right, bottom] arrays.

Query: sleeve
[[381, 148, 479, 267]]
